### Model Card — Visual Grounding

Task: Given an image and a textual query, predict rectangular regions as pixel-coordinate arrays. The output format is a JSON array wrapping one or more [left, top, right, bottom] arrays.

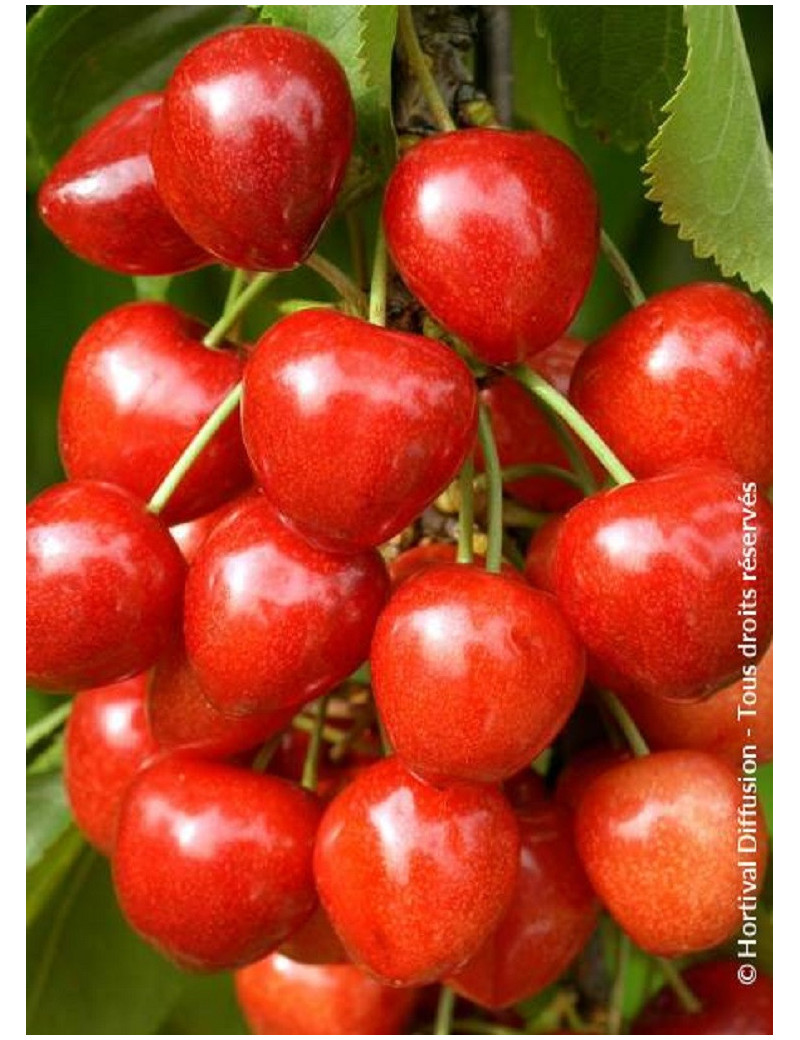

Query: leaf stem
[[434, 985, 457, 1035], [477, 405, 503, 573], [397, 6, 457, 132], [301, 695, 330, 791], [203, 271, 277, 348], [306, 252, 368, 315], [597, 689, 650, 758], [369, 225, 389, 327], [600, 229, 646, 308], [457, 454, 475, 564], [657, 958, 703, 1014], [26, 701, 73, 751]]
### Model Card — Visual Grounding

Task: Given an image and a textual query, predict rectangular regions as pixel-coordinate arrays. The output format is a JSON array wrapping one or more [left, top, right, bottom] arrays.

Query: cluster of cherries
[[27, 22, 772, 1036]]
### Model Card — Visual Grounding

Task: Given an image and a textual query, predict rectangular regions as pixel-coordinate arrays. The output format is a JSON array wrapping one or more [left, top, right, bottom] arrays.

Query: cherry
[[242, 308, 478, 552], [235, 953, 420, 1035], [313, 756, 520, 985], [388, 542, 521, 589], [553, 466, 773, 701], [147, 640, 295, 759], [63, 674, 159, 854], [569, 283, 773, 484], [633, 959, 772, 1034], [37, 93, 209, 275], [184, 496, 389, 716], [575, 750, 768, 956], [371, 565, 585, 783], [26, 481, 185, 691], [58, 302, 250, 525], [279, 903, 348, 966], [169, 489, 258, 564], [478, 337, 589, 511], [447, 798, 598, 1009], [523, 514, 565, 593], [383, 128, 599, 365], [113, 755, 322, 971], [554, 746, 631, 814], [152, 26, 355, 270]]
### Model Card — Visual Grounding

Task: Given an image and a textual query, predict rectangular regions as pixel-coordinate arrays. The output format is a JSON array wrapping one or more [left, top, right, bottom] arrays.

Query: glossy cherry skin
[[169, 489, 258, 564], [152, 27, 354, 270], [633, 959, 772, 1034], [388, 543, 520, 589], [38, 93, 209, 275], [147, 640, 295, 759], [570, 283, 773, 484], [447, 798, 599, 1008], [372, 565, 585, 783], [64, 674, 159, 854], [242, 309, 478, 552], [113, 755, 322, 971], [553, 467, 773, 701], [314, 756, 520, 985], [575, 750, 768, 956], [26, 481, 185, 691], [278, 903, 348, 966], [554, 746, 631, 814], [383, 129, 599, 365], [184, 497, 389, 715], [478, 338, 588, 511], [523, 514, 565, 593], [59, 302, 250, 525], [235, 954, 419, 1035]]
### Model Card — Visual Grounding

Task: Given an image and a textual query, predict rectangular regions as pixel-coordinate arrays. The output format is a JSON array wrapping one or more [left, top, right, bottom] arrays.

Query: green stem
[[251, 731, 284, 773], [510, 364, 634, 486], [203, 272, 277, 348], [600, 229, 646, 308], [222, 267, 247, 312], [346, 210, 368, 290], [26, 701, 73, 751], [291, 713, 352, 747], [500, 501, 553, 529], [397, 6, 457, 132], [368, 225, 389, 327], [330, 710, 372, 762], [607, 930, 630, 1034], [477, 405, 503, 573], [657, 958, 703, 1015], [535, 399, 597, 495], [147, 383, 242, 515], [597, 689, 649, 758], [434, 985, 456, 1035], [306, 252, 368, 315], [301, 695, 330, 791], [501, 533, 526, 571], [488, 462, 585, 491], [456, 454, 475, 564]]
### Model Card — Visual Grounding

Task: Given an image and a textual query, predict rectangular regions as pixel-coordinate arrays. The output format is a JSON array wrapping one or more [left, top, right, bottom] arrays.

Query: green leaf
[[26, 5, 249, 183], [27, 826, 85, 927], [159, 974, 247, 1034], [644, 6, 773, 298], [27, 770, 71, 870], [534, 6, 687, 151]]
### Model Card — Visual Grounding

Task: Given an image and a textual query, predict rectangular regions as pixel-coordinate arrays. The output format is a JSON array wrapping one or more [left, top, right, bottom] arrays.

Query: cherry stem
[[26, 701, 73, 751], [531, 395, 597, 495], [329, 708, 372, 762], [500, 501, 552, 529], [501, 533, 526, 571], [477, 404, 503, 573], [484, 461, 585, 491], [509, 364, 635, 486], [657, 958, 703, 1015], [346, 210, 368, 290], [251, 731, 284, 773], [306, 252, 368, 315], [457, 453, 476, 564], [203, 272, 277, 349], [222, 267, 247, 312], [597, 689, 650, 758], [607, 929, 630, 1034], [301, 694, 330, 791], [600, 229, 646, 309], [397, 6, 457, 133], [434, 985, 457, 1035], [147, 382, 243, 515], [369, 224, 389, 327]]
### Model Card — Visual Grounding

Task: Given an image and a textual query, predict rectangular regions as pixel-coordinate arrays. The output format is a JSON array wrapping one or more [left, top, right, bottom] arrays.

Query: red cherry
[[242, 309, 478, 552], [152, 27, 355, 270], [554, 746, 632, 814], [633, 959, 772, 1034], [58, 302, 250, 525], [26, 481, 185, 691], [279, 903, 348, 966], [235, 953, 419, 1035], [523, 514, 565, 593], [371, 565, 585, 783], [148, 640, 295, 759], [569, 284, 773, 484], [113, 755, 322, 970], [383, 129, 599, 365], [64, 674, 158, 854], [388, 542, 522, 589], [575, 750, 768, 956], [37, 93, 209, 275], [184, 497, 389, 715], [478, 338, 589, 511], [448, 799, 599, 1009], [169, 489, 258, 564], [313, 756, 520, 985], [553, 467, 773, 701]]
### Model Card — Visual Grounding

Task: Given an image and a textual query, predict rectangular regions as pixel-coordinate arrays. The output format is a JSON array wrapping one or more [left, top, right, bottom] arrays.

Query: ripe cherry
[[523, 514, 565, 593], [553, 466, 773, 701], [569, 283, 773, 484], [169, 489, 258, 564], [314, 756, 520, 985], [278, 903, 348, 966], [58, 302, 250, 525], [64, 674, 158, 854], [575, 750, 768, 956], [383, 128, 599, 365], [554, 746, 631, 813], [242, 309, 478, 552], [26, 481, 185, 691], [152, 27, 355, 270], [113, 755, 322, 971], [184, 496, 389, 715], [371, 565, 585, 783], [235, 953, 420, 1035], [37, 93, 209, 275]]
